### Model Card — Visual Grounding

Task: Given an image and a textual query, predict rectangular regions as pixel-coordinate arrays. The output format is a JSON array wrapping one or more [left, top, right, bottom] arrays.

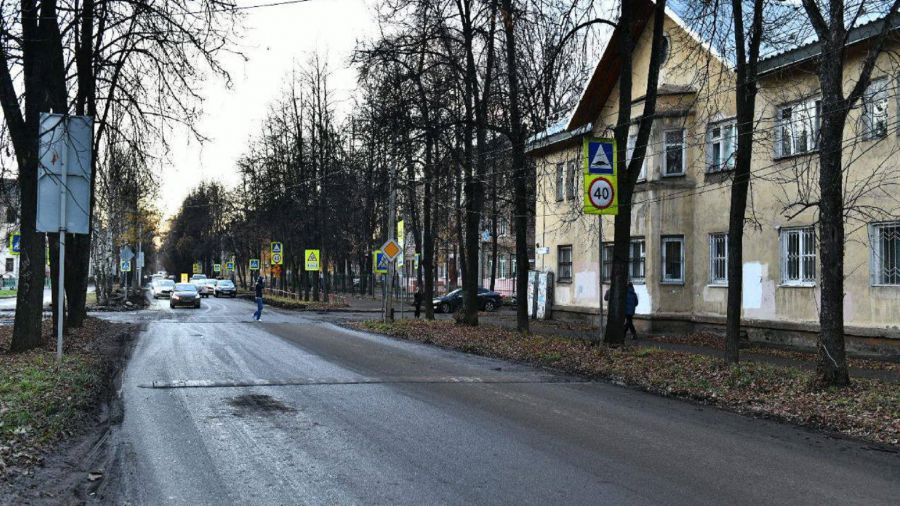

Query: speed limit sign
[[583, 138, 618, 215]]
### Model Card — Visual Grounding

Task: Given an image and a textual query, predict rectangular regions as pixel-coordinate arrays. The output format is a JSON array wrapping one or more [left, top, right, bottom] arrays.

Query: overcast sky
[[158, 0, 379, 217]]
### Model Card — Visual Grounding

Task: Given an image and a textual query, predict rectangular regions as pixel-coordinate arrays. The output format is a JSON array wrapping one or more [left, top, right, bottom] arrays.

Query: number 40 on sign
[[583, 137, 618, 216]]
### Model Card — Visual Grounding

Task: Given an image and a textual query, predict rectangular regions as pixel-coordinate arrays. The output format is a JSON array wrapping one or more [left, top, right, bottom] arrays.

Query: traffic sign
[[213, 263, 221, 273], [121, 260, 132, 272], [226, 261, 235, 271], [9, 232, 20, 256], [373, 250, 388, 274], [120, 246, 134, 262], [583, 138, 618, 215], [271, 242, 283, 265], [414, 253, 420, 269], [193, 263, 202, 274], [397, 220, 405, 249], [305, 249, 320, 271], [271, 253, 283, 265], [249, 258, 260, 270], [272, 264, 282, 277], [381, 239, 401, 260], [271, 241, 283, 254], [181, 273, 188, 283]]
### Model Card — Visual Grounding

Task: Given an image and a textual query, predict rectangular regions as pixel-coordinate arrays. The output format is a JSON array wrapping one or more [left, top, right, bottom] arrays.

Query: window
[[629, 239, 646, 282], [601, 239, 646, 283], [5, 258, 13, 272], [709, 233, 728, 284], [555, 163, 564, 201], [601, 243, 614, 281], [862, 78, 888, 140], [627, 134, 648, 180], [659, 34, 670, 66], [870, 222, 900, 285], [663, 129, 685, 176], [775, 99, 821, 157], [661, 236, 685, 283], [4, 206, 15, 224], [780, 227, 816, 285], [557, 245, 573, 282], [511, 254, 517, 278], [566, 161, 577, 200], [499, 255, 508, 278], [707, 121, 736, 172]]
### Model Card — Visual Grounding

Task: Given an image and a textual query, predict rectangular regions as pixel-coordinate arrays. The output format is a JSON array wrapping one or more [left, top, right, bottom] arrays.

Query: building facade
[[527, 4, 900, 353]]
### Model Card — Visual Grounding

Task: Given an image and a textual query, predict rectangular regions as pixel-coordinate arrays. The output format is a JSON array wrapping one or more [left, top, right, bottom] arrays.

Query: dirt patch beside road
[[0, 317, 138, 503]]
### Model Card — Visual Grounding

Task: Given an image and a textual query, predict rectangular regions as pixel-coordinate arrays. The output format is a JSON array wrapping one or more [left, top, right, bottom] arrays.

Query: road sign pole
[[385, 150, 397, 322], [56, 137, 68, 361]]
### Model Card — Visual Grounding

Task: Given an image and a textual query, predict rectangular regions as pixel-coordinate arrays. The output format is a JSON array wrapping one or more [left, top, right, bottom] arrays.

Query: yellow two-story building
[[527, 2, 900, 354]]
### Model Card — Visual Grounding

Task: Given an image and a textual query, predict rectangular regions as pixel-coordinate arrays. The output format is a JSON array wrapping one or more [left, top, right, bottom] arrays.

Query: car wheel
[[441, 302, 451, 314], [484, 300, 496, 312]]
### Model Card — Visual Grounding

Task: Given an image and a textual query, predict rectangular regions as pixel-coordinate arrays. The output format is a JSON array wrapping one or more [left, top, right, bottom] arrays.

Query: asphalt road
[[108, 295, 900, 505]]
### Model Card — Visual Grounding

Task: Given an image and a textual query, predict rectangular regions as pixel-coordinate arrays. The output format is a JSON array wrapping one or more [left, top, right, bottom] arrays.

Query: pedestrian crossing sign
[[226, 261, 235, 271], [121, 260, 132, 272], [249, 258, 260, 270], [373, 250, 388, 274], [193, 263, 202, 274], [305, 249, 320, 271], [213, 263, 221, 273]]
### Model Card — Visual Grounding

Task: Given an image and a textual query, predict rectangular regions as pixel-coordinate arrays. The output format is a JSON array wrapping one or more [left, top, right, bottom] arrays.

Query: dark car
[[214, 279, 237, 298], [170, 283, 201, 309], [433, 288, 503, 313]]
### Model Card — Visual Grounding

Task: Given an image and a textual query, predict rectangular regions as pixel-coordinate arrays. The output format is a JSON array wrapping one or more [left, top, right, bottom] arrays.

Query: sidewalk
[[379, 306, 900, 384]]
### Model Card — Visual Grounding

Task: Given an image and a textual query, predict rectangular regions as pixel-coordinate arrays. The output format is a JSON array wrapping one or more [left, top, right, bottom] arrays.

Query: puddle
[[226, 394, 296, 417]]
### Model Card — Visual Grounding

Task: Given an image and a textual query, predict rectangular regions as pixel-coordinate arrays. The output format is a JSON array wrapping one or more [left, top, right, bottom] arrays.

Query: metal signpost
[[36, 114, 93, 360], [583, 137, 617, 338]]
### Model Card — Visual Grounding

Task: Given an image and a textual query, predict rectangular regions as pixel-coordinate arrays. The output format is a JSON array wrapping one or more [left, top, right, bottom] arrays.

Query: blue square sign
[[587, 140, 615, 175]]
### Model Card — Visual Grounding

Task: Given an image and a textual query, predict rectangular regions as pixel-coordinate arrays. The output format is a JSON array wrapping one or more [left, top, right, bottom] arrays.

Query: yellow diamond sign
[[381, 239, 401, 261]]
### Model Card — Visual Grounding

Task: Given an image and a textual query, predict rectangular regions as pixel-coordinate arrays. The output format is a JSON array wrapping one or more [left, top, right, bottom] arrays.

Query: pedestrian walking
[[413, 287, 422, 318], [253, 276, 265, 321], [625, 282, 639, 339]]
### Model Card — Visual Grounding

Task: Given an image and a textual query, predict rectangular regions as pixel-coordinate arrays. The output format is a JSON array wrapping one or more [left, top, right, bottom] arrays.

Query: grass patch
[[352, 319, 900, 446], [0, 290, 15, 297], [0, 318, 128, 475], [240, 292, 350, 311]]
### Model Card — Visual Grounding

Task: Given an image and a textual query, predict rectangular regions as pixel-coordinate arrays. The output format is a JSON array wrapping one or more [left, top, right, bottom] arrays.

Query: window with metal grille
[[602, 239, 645, 283], [557, 245, 573, 282], [862, 78, 888, 140], [709, 233, 728, 284], [661, 236, 684, 283], [870, 222, 900, 285], [663, 130, 685, 176], [555, 163, 564, 201], [780, 227, 816, 285], [601, 243, 613, 281]]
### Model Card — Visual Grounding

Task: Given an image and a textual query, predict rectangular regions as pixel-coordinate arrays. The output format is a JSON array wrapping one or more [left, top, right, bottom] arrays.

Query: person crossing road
[[252, 276, 265, 321]]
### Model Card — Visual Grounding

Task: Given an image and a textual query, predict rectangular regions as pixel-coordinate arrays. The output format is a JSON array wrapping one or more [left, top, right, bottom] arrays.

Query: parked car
[[170, 283, 201, 309], [433, 288, 503, 313], [152, 279, 175, 299], [214, 279, 237, 298], [195, 279, 216, 298], [190, 274, 207, 281]]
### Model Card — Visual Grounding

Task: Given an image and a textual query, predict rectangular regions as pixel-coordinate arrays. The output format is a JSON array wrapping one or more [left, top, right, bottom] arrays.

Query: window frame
[[663, 129, 686, 176], [862, 77, 889, 140], [601, 239, 646, 283], [565, 160, 577, 200], [775, 98, 821, 158], [661, 235, 685, 284], [557, 245, 573, 283], [869, 221, 900, 286], [780, 226, 817, 286], [4, 258, 13, 273], [707, 119, 736, 172], [708, 233, 728, 285], [627, 134, 648, 181], [555, 163, 564, 202]]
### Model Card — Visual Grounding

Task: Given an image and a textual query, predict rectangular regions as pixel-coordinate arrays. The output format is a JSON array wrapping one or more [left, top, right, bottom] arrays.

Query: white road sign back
[[36, 114, 93, 234]]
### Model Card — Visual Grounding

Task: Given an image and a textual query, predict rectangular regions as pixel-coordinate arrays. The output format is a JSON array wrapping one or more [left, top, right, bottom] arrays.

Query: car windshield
[[217, 280, 234, 287], [159, 280, 175, 288], [446, 289, 462, 297], [175, 283, 197, 292]]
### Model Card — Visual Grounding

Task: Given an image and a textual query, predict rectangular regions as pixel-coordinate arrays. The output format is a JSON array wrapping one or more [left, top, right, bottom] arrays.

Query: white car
[[152, 279, 175, 299], [195, 279, 216, 298]]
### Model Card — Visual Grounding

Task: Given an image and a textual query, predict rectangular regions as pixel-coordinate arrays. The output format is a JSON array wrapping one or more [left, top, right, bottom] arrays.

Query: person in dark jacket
[[624, 282, 639, 339], [253, 276, 265, 321], [413, 288, 422, 318]]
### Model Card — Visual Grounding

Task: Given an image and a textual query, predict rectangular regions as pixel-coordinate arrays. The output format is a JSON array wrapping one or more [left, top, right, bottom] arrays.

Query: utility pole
[[385, 145, 397, 322]]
